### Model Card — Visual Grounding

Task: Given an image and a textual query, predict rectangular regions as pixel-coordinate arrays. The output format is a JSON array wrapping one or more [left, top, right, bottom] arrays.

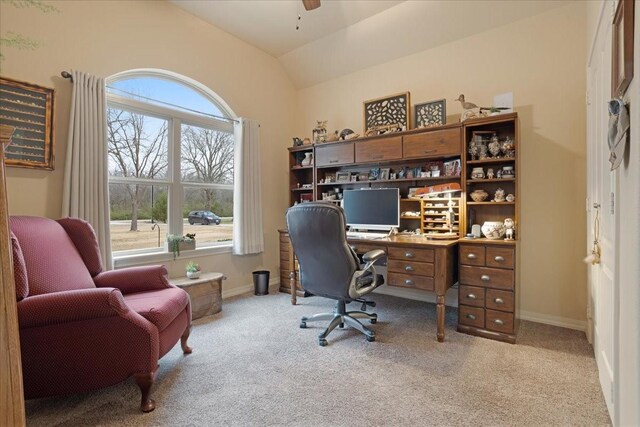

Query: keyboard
[[346, 231, 388, 240]]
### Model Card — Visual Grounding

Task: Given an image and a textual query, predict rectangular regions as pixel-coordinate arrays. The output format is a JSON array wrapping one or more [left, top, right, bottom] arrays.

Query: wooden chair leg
[[133, 371, 156, 412], [181, 326, 193, 354]]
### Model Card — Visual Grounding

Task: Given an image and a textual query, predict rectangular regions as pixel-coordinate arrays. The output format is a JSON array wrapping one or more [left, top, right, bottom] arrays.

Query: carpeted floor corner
[[24, 292, 611, 426]]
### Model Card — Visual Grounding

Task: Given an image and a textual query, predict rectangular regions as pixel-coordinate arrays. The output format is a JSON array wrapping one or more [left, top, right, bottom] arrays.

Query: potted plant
[[167, 233, 196, 259], [185, 261, 201, 279]]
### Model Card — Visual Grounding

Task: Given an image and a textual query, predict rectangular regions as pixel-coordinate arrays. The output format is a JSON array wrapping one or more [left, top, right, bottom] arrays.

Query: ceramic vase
[[301, 152, 313, 167], [481, 221, 506, 240], [186, 271, 200, 280]]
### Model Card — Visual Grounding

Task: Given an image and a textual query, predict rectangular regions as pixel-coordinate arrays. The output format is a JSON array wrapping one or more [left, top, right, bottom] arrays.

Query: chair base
[[300, 300, 377, 346]]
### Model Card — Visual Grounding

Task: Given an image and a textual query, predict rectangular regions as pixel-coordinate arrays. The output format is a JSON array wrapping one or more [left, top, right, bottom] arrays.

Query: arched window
[[106, 70, 236, 255]]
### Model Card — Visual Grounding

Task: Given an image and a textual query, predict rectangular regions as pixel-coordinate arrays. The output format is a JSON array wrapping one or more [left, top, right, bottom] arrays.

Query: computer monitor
[[342, 188, 400, 231]]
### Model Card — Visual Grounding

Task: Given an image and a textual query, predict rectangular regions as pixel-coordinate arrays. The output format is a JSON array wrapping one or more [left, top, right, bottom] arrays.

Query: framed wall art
[[612, 0, 634, 96], [414, 99, 446, 128], [0, 77, 55, 170], [363, 92, 410, 134]]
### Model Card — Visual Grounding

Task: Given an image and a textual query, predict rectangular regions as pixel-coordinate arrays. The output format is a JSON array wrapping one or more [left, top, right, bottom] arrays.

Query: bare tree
[[107, 108, 168, 231], [181, 125, 234, 211]]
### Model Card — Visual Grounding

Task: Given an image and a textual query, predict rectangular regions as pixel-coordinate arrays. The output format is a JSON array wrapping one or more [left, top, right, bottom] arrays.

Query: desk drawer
[[279, 232, 290, 244], [388, 259, 434, 277], [387, 272, 434, 291], [485, 309, 514, 334], [388, 246, 434, 263], [402, 128, 460, 159], [460, 265, 514, 290], [460, 245, 485, 266], [355, 136, 402, 163], [459, 285, 485, 308], [485, 246, 515, 269], [279, 248, 291, 263], [485, 289, 514, 312], [459, 305, 484, 328], [315, 142, 354, 167]]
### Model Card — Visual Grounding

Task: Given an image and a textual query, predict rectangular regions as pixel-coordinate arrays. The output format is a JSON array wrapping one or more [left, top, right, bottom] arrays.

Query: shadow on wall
[[515, 104, 587, 322]]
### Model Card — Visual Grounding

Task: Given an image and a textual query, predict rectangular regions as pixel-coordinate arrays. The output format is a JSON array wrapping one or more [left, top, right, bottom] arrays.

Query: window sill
[[113, 244, 233, 269]]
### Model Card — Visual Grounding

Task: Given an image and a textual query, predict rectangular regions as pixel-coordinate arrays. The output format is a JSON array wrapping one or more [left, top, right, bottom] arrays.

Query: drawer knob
[[494, 319, 505, 325], [404, 265, 414, 272], [405, 252, 414, 258], [481, 275, 491, 282], [466, 314, 476, 320], [467, 293, 477, 300], [494, 298, 504, 304], [494, 256, 505, 262], [466, 253, 477, 259], [329, 159, 338, 163], [404, 279, 414, 286]]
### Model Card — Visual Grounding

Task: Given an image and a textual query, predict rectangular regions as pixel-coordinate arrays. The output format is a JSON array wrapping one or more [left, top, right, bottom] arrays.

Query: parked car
[[188, 210, 221, 225]]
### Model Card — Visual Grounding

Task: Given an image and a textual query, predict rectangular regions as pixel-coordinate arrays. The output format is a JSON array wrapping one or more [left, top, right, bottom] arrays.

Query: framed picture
[[368, 167, 381, 181], [0, 77, 55, 170], [336, 171, 351, 182], [363, 92, 410, 134], [443, 159, 461, 177], [612, 0, 634, 96], [358, 172, 369, 182], [414, 99, 446, 128], [380, 168, 390, 180]]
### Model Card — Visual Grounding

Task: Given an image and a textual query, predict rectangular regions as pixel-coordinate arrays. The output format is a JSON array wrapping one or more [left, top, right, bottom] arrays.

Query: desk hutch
[[280, 113, 520, 343]]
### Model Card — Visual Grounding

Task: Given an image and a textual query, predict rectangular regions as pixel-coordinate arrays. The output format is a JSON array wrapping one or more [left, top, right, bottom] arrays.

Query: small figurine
[[313, 120, 328, 144], [494, 188, 505, 202], [487, 168, 495, 179], [468, 139, 478, 160], [496, 169, 503, 179], [504, 218, 515, 240], [488, 133, 501, 157], [506, 193, 515, 202], [456, 94, 481, 121]]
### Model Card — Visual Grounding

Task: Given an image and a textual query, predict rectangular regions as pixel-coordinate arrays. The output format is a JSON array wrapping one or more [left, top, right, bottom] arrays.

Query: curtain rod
[[60, 70, 241, 124]]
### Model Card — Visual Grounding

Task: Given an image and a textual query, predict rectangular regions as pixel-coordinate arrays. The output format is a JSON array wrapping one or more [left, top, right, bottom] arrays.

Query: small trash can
[[253, 270, 270, 296]]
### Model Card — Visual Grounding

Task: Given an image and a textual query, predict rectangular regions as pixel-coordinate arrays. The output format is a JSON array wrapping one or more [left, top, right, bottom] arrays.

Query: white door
[[587, 9, 617, 421]]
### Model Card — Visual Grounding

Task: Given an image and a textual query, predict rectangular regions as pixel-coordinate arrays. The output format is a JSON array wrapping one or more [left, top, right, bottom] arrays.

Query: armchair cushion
[[17, 288, 129, 329], [10, 230, 28, 300], [10, 216, 95, 295], [57, 218, 104, 276], [94, 266, 171, 294], [123, 288, 189, 331]]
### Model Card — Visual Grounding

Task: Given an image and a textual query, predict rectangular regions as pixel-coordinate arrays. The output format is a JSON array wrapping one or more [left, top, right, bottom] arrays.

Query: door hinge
[[586, 90, 591, 106], [610, 192, 615, 214]]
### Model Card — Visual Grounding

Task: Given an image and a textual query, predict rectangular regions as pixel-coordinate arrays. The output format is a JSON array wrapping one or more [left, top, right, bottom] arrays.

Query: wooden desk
[[285, 232, 458, 342]]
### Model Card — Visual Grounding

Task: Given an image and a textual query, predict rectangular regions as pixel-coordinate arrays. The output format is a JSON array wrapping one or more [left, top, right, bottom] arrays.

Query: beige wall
[[295, 3, 588, 325], [0, 0, 296, 294]]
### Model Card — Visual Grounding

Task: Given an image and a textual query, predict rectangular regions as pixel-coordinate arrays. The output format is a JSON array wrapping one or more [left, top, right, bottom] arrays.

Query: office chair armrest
[[362, 249, 386, 263]]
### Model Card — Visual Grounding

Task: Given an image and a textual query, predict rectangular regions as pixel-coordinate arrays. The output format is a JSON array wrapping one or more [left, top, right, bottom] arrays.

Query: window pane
[[108, 77, 225, 119], [107, 108, 169, 180], [183, 187, 233, 247], [110, 183, 168, 253], [181, 124, 234, 184]]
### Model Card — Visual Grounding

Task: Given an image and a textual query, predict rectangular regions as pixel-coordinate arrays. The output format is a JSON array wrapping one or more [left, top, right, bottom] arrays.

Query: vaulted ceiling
[[171, 0, 570, 89]]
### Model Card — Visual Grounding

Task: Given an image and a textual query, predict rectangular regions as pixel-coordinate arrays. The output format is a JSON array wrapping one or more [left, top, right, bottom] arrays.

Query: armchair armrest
[[93, 265, 171, 294], [18, 288, 129, 329], [362, 249, 386, 264]]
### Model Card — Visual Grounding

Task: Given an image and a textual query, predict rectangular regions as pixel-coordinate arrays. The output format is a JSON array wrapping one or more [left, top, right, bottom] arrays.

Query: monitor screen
[[342, 188, 399, 231]]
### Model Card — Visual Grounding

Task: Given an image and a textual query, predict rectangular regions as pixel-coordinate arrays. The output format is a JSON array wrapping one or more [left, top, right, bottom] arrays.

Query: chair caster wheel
[[300, 322, 307, 329], [366, 335, 375, 342], [370, 318, 377, 324], [339, 323, 344, 329], [318, 338, 328, 346], [370, 302, 376, 308]]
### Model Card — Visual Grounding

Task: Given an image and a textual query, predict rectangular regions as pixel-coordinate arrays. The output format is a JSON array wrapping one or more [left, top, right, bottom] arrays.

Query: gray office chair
[[286, 202, 386, 346]]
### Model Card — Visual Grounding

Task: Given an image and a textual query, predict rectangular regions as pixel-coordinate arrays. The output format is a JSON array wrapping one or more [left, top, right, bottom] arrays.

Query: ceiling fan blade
[[302, 0, 321, 11]]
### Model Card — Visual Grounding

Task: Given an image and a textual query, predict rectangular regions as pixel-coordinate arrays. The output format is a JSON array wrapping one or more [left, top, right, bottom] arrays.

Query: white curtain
[[61, 70, 112, 268], [232, 118, 264, 255]]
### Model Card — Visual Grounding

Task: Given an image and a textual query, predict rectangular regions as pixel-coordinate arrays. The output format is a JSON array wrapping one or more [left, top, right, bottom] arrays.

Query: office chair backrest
[[286, 203, 359, 300]]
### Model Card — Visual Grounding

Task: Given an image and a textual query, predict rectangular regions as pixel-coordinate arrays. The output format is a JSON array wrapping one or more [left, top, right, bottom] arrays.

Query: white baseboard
[[222, 278, 279, 299], [518, 310, 587, 332]]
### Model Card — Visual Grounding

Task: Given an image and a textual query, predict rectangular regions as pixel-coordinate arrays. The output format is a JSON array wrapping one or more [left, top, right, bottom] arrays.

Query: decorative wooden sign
[[0, 77, 55, 170], [363, 92, 410, 134], [414, 99, 446, 128]]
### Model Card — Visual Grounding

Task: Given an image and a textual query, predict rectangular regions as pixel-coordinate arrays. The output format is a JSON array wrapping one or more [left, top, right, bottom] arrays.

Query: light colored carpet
[[25, 292, 611, 426]]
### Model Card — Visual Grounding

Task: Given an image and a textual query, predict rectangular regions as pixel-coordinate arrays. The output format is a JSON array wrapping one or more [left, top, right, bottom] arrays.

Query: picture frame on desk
[[380, 168, 390, 180], [300, 193, 313, 203]]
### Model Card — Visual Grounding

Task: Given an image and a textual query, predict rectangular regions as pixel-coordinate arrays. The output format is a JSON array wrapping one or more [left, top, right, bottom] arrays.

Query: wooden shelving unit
[[288, 145, 315, 206]]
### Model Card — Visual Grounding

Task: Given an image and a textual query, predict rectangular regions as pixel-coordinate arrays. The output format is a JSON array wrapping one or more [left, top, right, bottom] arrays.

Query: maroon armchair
[[9, 216, 192, 412]]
